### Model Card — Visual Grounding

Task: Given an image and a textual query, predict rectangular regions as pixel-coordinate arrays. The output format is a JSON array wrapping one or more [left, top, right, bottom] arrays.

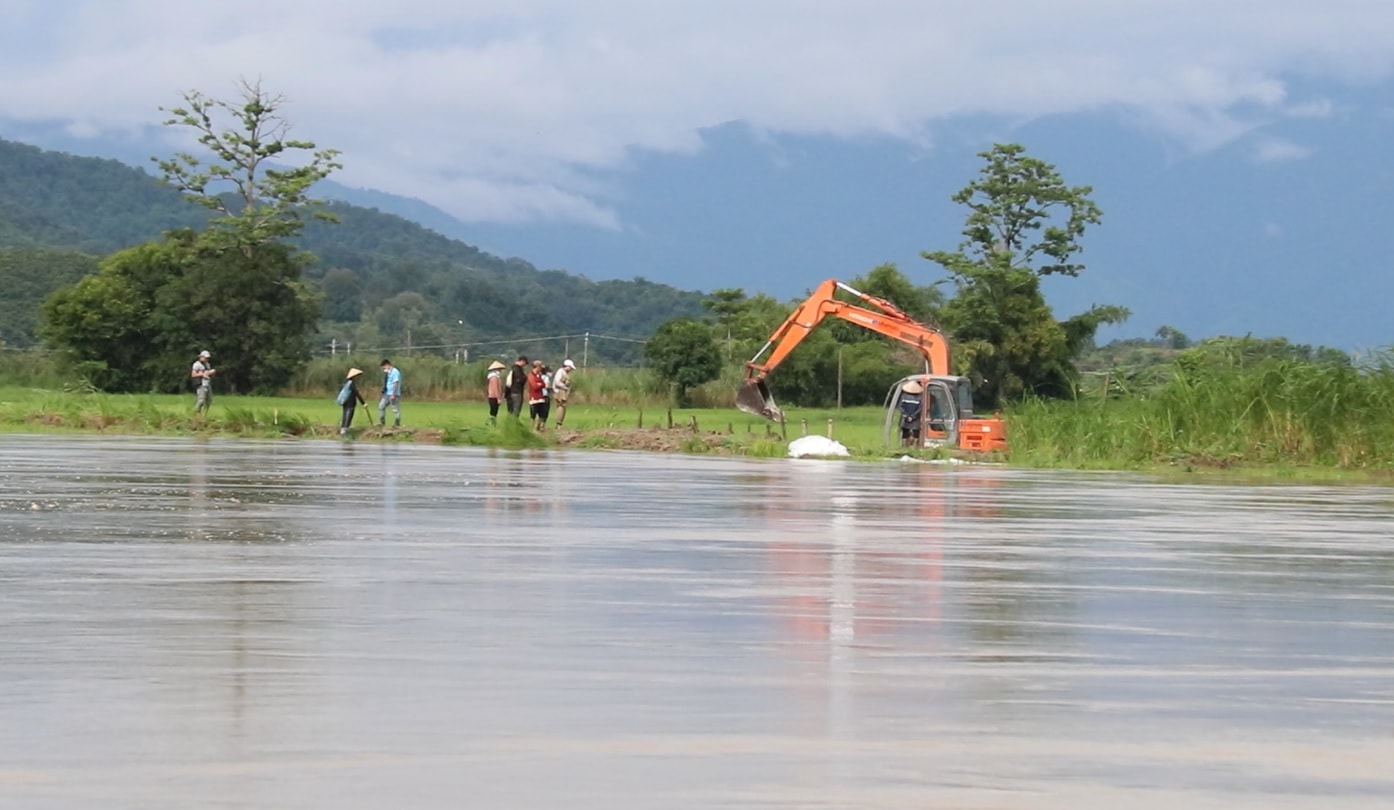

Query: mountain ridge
[[0, 137, 707, 356]]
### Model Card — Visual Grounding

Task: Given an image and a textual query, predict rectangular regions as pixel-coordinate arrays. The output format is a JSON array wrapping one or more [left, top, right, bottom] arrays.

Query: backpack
[[336, 380, 354, 406]]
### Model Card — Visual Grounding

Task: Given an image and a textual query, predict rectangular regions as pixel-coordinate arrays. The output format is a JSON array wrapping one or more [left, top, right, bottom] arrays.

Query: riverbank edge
[[6, 411, 1393, 484]]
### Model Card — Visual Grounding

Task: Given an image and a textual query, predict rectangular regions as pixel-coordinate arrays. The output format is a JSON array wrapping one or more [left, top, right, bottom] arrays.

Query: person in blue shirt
[[378, 358, 403, 427]]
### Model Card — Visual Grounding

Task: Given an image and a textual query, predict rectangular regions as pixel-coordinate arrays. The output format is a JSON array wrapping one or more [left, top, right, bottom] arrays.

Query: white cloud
[[1283, 99, 1336, 119], [2, 0, 1393, 224], [1249, 137, 1315, 163]]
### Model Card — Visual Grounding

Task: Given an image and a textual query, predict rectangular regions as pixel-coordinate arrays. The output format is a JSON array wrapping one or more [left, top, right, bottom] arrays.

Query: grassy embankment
[[5, 350, 1394, 474], [0, 354, 909, 457], [1012, 354, 1394, 476], [0, 384, 894, 458]]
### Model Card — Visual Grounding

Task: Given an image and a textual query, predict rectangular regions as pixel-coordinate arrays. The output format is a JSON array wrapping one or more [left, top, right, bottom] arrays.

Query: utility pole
[[837, 347, 843, 410], [583, 332, 590, 368], [331, 338, 337, 356]]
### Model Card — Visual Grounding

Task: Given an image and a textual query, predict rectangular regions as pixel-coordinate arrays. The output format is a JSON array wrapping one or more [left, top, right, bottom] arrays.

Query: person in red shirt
[[526, 360, 547, 430]]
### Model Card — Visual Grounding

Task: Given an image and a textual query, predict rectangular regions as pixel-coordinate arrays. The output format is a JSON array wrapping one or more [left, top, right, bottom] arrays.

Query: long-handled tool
[[361, 400, 376, 430]]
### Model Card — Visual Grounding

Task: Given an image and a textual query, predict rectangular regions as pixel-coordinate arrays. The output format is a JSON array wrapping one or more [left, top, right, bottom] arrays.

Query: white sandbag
[[897, 455, 968, 464], [787, 435, 851, 458]]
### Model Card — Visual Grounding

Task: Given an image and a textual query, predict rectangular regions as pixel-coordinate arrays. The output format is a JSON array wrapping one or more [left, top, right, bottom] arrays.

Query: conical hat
[[901, 380, 924, 394], [346, 368, 364, 379], [488, 360, 507, 370]]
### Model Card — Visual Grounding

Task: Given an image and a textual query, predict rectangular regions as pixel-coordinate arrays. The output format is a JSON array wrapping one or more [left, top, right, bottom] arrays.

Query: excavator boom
[[737, 279, 951, 422]]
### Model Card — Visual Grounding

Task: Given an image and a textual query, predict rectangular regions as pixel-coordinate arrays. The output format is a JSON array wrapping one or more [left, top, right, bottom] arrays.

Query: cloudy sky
[[3, 1, 1394, 347]]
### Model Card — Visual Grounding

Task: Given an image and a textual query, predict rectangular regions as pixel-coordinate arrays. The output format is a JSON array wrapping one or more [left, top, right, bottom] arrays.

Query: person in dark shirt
[[337, 367, 367, 435], [505, 355, 529, 417], [898, 380, 924, 446]]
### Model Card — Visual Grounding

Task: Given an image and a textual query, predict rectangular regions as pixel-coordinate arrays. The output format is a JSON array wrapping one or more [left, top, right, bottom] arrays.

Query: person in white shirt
[[552, 359, 576, 428], [190, 350, 215, 416]]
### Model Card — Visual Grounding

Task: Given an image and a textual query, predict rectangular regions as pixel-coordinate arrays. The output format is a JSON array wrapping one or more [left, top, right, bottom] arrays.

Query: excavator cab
[[882, 374, 1007, 453], [883, 375, 961, 448]]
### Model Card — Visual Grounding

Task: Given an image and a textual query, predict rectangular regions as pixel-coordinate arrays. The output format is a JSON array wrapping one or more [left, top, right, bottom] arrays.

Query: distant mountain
[[0, 137, 706, 355], [315, 179, 482, 246], [0, 138, 203, 253]]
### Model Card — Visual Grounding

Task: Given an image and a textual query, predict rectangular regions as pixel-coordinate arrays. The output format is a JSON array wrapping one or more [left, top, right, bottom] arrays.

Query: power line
[[318, 330, 648, 358]]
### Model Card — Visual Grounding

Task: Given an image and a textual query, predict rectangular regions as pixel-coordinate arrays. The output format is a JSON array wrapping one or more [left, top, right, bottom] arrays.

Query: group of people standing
[[193, 348, 576, 436], [486, 355, 576, 430]]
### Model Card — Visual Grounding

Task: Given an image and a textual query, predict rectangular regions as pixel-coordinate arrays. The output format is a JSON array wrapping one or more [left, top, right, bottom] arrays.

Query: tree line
[[0, 88, 703, 379]]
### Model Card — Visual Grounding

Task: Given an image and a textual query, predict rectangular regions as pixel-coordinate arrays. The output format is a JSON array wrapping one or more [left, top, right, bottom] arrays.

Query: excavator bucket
[[736, 379, 785, 422]]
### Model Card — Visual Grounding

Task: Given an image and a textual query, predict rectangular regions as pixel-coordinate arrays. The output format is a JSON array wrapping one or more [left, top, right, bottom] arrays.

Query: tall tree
[[40, 238, 193, 391], [702, 287, 747, 360], [157, 241, 320, 393], [42, 233, 320, 394], [42, 83, 337, 393], [153, 78, 341, 253], [645, 318, 722, 406], [924, 143, 1128, 405], [151, 81, 335, 390]]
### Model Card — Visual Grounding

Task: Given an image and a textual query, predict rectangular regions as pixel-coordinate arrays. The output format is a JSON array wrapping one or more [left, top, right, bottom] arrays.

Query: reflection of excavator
[[737, 279, 1007, 452]]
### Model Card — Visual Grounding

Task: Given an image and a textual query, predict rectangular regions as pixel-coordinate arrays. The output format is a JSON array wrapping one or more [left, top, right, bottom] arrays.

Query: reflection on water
[[1, 435, 1392, 809]]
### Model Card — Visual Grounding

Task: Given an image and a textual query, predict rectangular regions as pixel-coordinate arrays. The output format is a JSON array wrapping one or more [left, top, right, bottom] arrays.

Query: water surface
[[2, 435, 1392, 809]]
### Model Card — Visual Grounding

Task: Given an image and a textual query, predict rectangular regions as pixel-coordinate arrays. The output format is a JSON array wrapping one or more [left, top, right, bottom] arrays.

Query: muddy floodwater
[[2, 435, 1393, 809]]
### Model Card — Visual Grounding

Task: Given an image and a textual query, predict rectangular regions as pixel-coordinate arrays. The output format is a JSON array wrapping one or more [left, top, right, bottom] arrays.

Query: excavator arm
[[737, 279, 952, 421]]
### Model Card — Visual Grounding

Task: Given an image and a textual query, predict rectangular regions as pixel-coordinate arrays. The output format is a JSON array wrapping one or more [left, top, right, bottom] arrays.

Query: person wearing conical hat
[[337, 367, 367, 436], [898, 379, 924, 447], [485, 360, 506, 424]]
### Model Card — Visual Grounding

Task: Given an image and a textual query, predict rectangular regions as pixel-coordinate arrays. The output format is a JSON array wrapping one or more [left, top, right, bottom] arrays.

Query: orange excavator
[[736, 279, 1008, 452]]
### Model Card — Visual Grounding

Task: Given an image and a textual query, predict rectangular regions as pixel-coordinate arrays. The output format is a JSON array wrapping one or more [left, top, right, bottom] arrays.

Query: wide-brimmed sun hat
[[346, 368, 364, 379], [488, 360, 506, 370], [901, 380, 924, 395]]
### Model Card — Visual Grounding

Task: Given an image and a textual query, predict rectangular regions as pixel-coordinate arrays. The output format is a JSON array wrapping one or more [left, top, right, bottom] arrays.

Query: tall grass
[[441, 417, 549, 449], [0, 349, 68, 389], [1012, 351, 1394, 469], [0, 388, 318, 438], [287, 354, 487, 400]]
